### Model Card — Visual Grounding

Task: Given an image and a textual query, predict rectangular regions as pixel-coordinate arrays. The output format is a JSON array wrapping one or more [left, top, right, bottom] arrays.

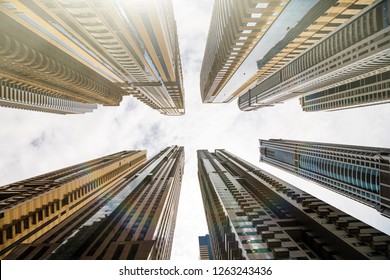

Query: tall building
[[198, 234, 213, 260], [198, 149, 390, 259], [0, 10, 122, 115], [200, 0, 374, 104], [0, 149, 147, 258], [200, 0, 291, 103], [300, 70, 390, 112], [260, 139, 390, 218], [239, 0, 389, 111], [0, 0, 185, 115], [1, 146, 184, 259]]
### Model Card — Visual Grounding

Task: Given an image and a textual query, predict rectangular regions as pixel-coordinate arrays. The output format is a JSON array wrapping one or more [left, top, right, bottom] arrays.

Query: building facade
[[0, 10, 122, 114], [200, 0, 290, 103], [300, 69, 390, 111], [198, 149, 390, 259], [239, 0, 390, 111], [0, 150, 147, 258], [260, 139, 390, 218], [198, 234, 213, 260], [1, 146, 184, 259], [201, 0, 374, 104], [0, 0, 184, 115], [231, 0, 375, 104]]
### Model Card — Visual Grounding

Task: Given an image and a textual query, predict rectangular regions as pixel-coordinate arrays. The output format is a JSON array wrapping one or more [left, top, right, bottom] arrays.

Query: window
[[62, 196, 69, 206], [23, 217, 29, 230], [30, 214, 37, 225], [256, 3, 269, 8], [15, 221, 22, 234], [37, 209, 43, 221], [5, 226, 12, 239]]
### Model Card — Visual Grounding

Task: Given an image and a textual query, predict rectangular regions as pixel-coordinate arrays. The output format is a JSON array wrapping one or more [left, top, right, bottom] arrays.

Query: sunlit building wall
[[239, 0, 390, 111], [198, 149, 390, 259], [231, 0, 375, 104], [2, 146, 184, 260], [0, 0, 185, 115], [200, 0, 290, 103], [0, 11, 122, 114], [0, 80, 98, 114], [300, 70, 390, 111], [201, 0, 374, 104], [0, 150, 147, 259]]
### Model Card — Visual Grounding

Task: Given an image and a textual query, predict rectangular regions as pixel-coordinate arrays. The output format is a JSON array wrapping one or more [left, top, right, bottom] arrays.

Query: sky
[[0, 0, 390, 260]]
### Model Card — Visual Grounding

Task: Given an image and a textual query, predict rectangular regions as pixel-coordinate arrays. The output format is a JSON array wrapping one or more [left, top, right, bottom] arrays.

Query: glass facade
[[260, 139, 390, 217], [198, 149, 390, 259], [300, 70, 390, 111]]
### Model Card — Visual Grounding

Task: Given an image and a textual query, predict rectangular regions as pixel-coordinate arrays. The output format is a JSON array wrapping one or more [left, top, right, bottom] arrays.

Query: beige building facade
[[234, 0, 375, 104], [0, 0, 184, 115], [0, 150, 147, 259], [200, 0, 290, 103], [2, 146, 184, 260], [200, 0, 374, 104], [239, 0, 389, 111]]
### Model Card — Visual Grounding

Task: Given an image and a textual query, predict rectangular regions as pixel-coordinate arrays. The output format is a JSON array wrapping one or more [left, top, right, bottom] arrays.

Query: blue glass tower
[[198, 235, 214, 260], [260, 139, 390, 218]]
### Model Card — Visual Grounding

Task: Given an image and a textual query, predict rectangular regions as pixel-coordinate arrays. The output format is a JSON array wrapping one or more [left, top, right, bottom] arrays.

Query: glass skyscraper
[[260, 139, 390, 218], [198, 149, 390, 259], [300, 70, 390, 112], [198, 234, 213, 260]]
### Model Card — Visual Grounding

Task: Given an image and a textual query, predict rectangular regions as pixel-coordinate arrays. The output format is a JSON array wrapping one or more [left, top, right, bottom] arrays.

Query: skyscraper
[[200, 0, 374, 104], [260, 139, 390, 218], [200, 0, 290, 103], [239, 0, 389, 111], [0, 10, 122, 115], [1, 146, 184, 260], [198, 149, 390, 259], [198, 234, 213, 260], [232, 0, 375, 105], [0, 149, 147, 258], [300, 70, 390, 112], [0, 0, 185, 115]]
